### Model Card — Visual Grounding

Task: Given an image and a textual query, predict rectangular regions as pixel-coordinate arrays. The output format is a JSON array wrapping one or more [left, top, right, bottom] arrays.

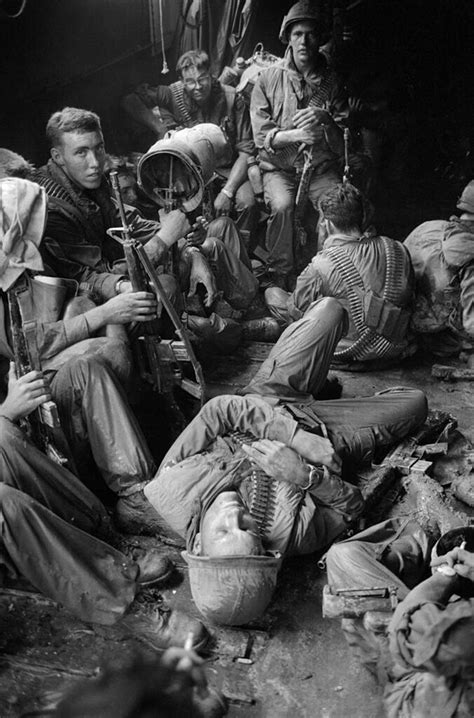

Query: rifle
[[108, 171, 205, 417], [7, 277, 76, 471]]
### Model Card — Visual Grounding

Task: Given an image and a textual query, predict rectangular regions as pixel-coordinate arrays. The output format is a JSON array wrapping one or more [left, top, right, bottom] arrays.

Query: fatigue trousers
[[326, 518, 432, 600], [262, 169, 340, 276], [0, 418, 137, 624], [243, 297, 428, 465], [200, 216, 259, 310], [46, 341, 156, 496]]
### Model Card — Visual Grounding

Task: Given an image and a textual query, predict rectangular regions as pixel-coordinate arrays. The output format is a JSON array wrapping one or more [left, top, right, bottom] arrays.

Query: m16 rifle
[[108, 171, 205, 428], [7, 276, 76, 471]]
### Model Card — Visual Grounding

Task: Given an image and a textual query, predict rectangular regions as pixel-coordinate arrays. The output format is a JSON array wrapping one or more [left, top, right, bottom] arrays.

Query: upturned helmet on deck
[[182, 551, 281, 626], [456, 180, 474, 214], [279, 0, 327, 43]]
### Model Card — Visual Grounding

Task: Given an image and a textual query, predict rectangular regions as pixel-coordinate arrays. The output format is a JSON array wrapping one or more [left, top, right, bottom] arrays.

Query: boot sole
[[138, 566, 175, 588]]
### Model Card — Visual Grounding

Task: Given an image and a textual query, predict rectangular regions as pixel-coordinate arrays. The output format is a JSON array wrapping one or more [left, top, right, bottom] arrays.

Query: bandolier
[[324, 237, 411, 361]]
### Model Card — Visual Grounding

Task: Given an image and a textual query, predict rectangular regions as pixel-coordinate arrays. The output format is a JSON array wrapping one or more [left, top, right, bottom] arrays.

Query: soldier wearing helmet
[[250, 0, 347, 289], [404, 179, 474, 357], [144, 296, 427, 626]]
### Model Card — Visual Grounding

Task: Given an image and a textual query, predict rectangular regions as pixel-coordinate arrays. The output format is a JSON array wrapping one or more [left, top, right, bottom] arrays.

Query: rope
[[158, 0, 169, 73]]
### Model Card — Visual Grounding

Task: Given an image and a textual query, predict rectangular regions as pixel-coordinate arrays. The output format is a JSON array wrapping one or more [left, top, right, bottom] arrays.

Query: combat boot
[[116, 538, 175, 587], [121, 603, 210, 652]]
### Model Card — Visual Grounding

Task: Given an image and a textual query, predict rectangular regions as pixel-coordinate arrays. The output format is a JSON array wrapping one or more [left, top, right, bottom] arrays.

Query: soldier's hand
[[188, 253, 218, 308], [214, 191, 233, 216], [185, 216, 209, 247], [158, 208, 191, 247], [431, 547, 474, 582], [293, 106, 332, 129], [348, 96, 364, 113], [242, 440, 309, 485], [102, 291, 158, 324], [292, 126, 321, 145], [291, 428, 341, 473], [0, 363, 51, 421], [160, 647, 208, 696]]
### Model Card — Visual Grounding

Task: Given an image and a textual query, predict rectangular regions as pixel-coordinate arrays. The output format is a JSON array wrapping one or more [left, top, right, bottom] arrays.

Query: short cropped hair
[[176, 49, 210, 77], [0, 148, 34, 179], [46, 107, 102, 149], [318, 183, 365, 233]]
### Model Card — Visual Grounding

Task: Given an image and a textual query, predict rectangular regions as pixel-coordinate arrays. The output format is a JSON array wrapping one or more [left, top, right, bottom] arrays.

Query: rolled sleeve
[[250, 73, 280, 150], [288, 262, 324, 320]]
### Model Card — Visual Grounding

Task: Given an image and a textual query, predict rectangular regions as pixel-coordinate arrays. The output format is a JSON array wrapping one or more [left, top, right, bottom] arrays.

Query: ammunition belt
[[170, 81, 196, 127], [33, 171, 91, 235], [325, 238, 406, 362], [228, 430, 276, 539], [34, 171, 73, 204]]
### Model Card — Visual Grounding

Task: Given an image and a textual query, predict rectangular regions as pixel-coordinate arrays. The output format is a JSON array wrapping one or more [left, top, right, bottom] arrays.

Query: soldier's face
[[197, 491, 262, 557], [288, 21, 320, 64], [118, 173, 138, 206], [52, 130, 106, 190], [181, 66, 212, 105]]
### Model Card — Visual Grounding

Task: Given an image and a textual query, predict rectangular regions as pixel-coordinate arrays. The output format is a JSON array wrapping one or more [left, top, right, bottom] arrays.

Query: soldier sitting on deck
[[142, 295, 427, 626], [30, 108, 258, 347], [405, 179, 474, 358], [264, 183, 416, 370], [122, 49, 258, 238], [326, 525, 474, 718], [0, 363, 207, 651], [0, 174, 173, 533]]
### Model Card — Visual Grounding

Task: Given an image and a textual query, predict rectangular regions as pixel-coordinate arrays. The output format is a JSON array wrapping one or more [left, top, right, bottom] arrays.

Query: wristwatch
[[115, 278, 127, 294], [300, 463, 327, 491]]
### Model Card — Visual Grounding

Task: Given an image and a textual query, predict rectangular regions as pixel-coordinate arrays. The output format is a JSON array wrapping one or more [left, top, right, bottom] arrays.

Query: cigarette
[[460, 540, 467, 550], [184, 632, 194, 651]]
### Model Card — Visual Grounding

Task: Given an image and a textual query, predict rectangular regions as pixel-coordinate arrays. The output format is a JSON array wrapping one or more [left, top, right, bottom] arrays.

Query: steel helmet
[[456, 180, 474, 214], [182, 551, 281, 626], [138, 123, 231, 213], [279, 0, 326, 43]]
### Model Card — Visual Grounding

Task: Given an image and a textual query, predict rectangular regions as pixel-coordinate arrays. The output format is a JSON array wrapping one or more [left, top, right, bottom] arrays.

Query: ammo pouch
[[364, 290, 411, 344]]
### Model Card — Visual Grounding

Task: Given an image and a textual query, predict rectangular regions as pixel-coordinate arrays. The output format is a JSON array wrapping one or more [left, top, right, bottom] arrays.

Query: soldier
[[250, 0, 346, 287], [405, 179, 474, 358]]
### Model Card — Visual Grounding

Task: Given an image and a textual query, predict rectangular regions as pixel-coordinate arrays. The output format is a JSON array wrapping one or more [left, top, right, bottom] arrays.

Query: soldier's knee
[[326, 540, 366, 585], [306, 297, 346, 326], [269, 194, 293, 213]]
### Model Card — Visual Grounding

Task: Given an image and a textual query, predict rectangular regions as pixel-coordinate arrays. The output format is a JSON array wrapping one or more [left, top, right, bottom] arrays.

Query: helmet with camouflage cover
[[279, 0, 328, 43]]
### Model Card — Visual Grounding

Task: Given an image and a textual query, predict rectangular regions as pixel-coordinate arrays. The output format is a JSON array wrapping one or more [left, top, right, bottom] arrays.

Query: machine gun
[[7, 277, 76, 471], [108, 171, 205, 422]]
